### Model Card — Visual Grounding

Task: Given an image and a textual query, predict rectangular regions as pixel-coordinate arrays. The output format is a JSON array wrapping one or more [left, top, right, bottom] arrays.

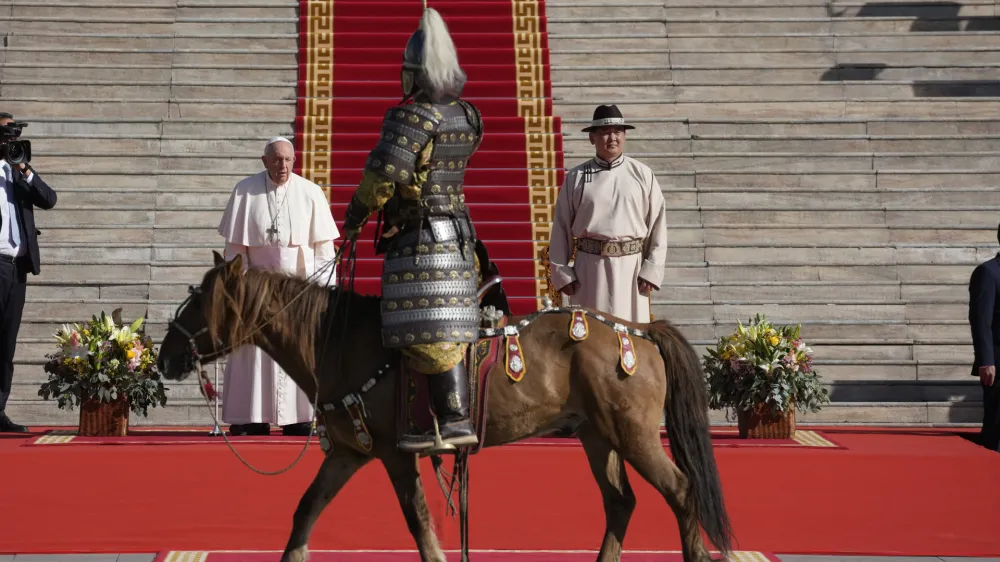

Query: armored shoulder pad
[[365, 104, 443, 184], [456, 100, 484, 138]]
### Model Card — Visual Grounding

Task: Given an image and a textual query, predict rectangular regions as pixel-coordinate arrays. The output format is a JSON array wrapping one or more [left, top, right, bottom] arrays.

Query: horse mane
[[203, 265, 381, 373]]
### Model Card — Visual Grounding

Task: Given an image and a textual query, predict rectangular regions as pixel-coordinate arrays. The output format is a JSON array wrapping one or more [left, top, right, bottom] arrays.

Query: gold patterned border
[[792, 429, 840, 448], [300, 0, 335, 200], [33, 429, 76, 444], [161, 552, 208, 562], [512, 0, 560, 308]]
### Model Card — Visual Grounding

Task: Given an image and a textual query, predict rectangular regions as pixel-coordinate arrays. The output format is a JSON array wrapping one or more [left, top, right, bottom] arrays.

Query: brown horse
[[157, 251, 734, 562]]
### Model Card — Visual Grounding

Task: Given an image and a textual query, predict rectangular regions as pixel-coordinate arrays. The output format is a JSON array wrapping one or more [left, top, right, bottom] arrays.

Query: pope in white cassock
[[548, 105, 668, 324], [216, 136, 341, 436]]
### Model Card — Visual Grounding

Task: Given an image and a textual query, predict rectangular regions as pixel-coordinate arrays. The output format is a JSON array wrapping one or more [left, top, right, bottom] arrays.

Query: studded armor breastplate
[[364, 99, 484, 350]]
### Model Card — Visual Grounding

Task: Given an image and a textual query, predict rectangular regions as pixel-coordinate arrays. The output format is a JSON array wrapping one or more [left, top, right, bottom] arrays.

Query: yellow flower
[[126, 350, 136, 360], [769, 336, 780, 346]]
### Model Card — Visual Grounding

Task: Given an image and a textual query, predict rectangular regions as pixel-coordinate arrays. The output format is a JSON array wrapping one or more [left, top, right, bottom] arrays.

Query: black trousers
[[983, 379, 1000, 452], [0, 257, 26, 413]]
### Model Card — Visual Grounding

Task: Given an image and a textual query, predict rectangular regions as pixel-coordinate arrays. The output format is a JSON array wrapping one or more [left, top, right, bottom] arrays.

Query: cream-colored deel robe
[[548, 154, 668, 323], [217, 171, 340, 426]]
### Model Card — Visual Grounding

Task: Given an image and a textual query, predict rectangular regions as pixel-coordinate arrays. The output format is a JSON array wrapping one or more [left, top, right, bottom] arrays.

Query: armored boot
[[398, 363, 479, 453]]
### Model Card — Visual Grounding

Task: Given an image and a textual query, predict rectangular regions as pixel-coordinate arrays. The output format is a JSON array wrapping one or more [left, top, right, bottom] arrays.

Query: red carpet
[[1, 428, 998, 556], [296, 0, 564, 315], [20, 428, 843, 449]]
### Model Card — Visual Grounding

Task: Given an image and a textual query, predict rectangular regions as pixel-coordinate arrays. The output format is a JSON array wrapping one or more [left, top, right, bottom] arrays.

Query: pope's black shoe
[[398, 364, 478, 453], [281, 422, 313, 436], [0, 412, 28, 433], [229, 423, 270, 436]]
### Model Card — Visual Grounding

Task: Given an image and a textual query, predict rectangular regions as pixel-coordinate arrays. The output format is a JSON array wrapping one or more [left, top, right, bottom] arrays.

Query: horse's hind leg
[[618, 432, 714, 562], [382, 452, 447, 562], [280, 447, 371, 562], [577, 422, 636, 562]]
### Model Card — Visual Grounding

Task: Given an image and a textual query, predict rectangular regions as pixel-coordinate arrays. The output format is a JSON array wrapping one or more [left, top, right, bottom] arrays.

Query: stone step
[[4, 48, 298, 67], [696, 263, 979, 283], [552, 32, 1000, 51], [28, 136, 283, 155], [553, 99, 1000, 120], [2, 17, 298, 36], [559, 117, 1000, 136], [561, 81, 1000, 102], [28, 149, 1000, 175], [1, 63, 300, 83], [36, 167, 1000, 192], [565, 134, 1000, 153], [3, 98, 297, 119], [644, 301, 973, 324], [563, 152, 1000, 171], [4, 1, 301, 19], [6, 32, 298, 50], [552, 66, 1000, 84], [553, 48, 1000, 67], [28, 240, 991, 268], [2, 81, 297, 102], [25, 116, 1000, 138], [668, 66, 1000, 83], [21, 119, 294, 137], [656, 19, 999, 36]]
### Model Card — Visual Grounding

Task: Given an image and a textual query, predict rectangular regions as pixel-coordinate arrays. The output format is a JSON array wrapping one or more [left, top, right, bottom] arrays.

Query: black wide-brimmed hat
[[581, 104, 635, 132]]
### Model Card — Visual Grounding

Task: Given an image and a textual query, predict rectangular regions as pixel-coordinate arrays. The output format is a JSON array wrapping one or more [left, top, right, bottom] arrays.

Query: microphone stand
[[209, 360, 223, 436]]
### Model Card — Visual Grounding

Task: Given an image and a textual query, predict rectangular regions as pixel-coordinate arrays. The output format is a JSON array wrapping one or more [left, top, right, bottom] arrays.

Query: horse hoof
[[281, 546, 309, 562]]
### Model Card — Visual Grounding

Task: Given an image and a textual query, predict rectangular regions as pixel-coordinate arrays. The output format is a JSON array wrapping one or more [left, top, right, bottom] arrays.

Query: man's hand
[[980, 365, 996, 387], [343, 226, 362, 241], [638, 277, 655, 296], [560, 281, 580, 296]]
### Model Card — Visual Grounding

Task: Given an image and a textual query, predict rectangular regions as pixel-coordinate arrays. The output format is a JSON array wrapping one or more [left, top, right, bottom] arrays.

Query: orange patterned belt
[[575, 237, 644, 258]]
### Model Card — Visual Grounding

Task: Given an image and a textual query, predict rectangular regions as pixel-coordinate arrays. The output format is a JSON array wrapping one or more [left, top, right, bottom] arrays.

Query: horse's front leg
[[280, 446, 371, 562], [382, 452, 447, 562]]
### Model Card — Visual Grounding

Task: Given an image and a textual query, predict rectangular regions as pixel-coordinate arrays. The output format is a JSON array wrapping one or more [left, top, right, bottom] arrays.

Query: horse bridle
[[169, 285, 224, 368]]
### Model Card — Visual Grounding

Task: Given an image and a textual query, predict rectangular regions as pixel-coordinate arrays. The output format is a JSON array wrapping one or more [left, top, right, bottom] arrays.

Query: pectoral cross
[[266, 222, 279, 242]]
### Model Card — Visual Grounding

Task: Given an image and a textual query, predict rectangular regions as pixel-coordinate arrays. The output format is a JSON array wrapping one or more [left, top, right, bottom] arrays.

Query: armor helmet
[[399, 8, 466, 102]]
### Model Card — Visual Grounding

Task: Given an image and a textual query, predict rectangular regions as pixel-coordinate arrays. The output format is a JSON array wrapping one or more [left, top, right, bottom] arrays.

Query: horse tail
[[647, 319, 734, 556]]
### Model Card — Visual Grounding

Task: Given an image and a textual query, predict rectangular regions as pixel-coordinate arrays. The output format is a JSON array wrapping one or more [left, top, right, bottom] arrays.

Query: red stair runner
[[295, 0, 564, 315]]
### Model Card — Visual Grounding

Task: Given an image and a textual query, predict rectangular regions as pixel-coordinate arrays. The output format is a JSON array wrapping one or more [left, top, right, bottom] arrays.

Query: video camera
[[0, 120, 31, 165]]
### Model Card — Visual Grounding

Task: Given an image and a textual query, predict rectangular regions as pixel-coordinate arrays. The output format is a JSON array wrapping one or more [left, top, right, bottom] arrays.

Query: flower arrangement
[[38, 308, 168, 419], [703, 314, 830, 421]]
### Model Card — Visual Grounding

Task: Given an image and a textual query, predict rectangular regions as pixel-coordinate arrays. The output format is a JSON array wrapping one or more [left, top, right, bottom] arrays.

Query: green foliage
[[37, 308, 168, 417], [702, 313, 830, 417]]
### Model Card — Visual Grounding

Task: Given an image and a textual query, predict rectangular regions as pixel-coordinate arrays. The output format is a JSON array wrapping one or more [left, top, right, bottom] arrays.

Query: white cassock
[[548, 154, 668, 323], [217, 171, 340, 426]]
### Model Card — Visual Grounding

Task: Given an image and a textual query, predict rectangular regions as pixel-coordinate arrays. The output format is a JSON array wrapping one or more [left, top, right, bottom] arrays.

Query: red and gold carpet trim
[[294, 1, 564, 314]]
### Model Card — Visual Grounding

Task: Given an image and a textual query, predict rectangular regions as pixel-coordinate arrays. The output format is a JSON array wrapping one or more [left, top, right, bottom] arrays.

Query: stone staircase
[[3, 0, 300, 425], [548, 0, 998, 424], [3, 0, 993, 426]]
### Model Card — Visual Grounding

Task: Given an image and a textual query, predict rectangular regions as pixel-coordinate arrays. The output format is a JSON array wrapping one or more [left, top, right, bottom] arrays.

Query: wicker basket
[[78, 395, 130, 437], [737, 404, 796, 439]]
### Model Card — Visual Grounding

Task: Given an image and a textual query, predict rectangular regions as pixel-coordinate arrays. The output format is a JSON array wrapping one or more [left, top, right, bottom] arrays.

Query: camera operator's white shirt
[[0, 161, 33, 259]]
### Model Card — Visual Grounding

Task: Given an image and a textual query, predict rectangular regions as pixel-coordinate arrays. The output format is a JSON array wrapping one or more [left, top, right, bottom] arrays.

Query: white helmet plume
[[418, 8, 465, 96]]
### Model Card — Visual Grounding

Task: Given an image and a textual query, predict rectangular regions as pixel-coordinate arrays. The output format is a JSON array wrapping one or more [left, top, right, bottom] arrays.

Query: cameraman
[[0, 112, 57, 433]]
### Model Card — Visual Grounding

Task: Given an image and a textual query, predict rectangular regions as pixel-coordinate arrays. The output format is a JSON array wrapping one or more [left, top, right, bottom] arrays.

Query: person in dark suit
[[969, 222, 1000, 452], [0, 112, 57, 433]]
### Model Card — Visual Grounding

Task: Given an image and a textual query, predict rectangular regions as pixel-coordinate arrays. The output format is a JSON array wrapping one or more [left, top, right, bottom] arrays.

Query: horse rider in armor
[[341, 7, 484, 453]]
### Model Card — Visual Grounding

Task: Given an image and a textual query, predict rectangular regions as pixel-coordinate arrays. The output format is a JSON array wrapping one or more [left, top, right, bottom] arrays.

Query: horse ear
[[213, 250, 225, 267], [228, 253, 243, 272]]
